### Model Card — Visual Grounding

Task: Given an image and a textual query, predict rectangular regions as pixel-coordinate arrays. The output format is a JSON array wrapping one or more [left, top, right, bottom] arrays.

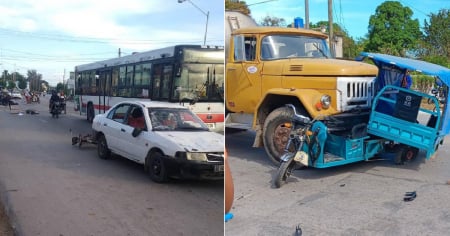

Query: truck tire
[[263, 106, 295, 165]]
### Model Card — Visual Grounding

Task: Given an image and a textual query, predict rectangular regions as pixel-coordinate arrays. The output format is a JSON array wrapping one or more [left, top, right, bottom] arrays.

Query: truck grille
[[337, 77, 376, 112]]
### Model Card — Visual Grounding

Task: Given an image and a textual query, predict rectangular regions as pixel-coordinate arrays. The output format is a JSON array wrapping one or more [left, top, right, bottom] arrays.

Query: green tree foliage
[[225, 0, 251, 15], [6, 81, 16, 90], [365, 1, 421, 56], [310, 21, 359, 59], [260, 15, 286, 26], [17, 78, 27, 90], [422, 9, 450, 63], [412, 74, 435, 93]]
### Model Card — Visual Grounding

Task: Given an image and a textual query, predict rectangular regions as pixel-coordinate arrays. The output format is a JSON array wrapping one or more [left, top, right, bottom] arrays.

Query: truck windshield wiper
[[313, 43, 328, 58]]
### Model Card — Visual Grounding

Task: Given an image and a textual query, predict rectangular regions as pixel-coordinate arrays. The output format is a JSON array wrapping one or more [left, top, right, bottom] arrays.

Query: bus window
[[111, 67, 119, 96], [142, 63, 152, 98], [152, 64, 162, 99], [161, 65, 172, 99]]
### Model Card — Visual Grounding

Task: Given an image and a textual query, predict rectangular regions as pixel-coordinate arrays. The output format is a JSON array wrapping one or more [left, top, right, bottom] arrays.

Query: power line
[[398, 0, 429, 17], [0, 27, 223, 45]]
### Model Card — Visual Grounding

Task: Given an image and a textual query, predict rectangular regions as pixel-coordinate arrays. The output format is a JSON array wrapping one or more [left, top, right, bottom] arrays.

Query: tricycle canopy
[[359, 52, 450, 136]]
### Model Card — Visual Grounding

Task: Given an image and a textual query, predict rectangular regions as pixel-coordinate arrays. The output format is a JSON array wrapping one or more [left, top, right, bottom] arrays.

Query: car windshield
[[148, 107, 209, 131]]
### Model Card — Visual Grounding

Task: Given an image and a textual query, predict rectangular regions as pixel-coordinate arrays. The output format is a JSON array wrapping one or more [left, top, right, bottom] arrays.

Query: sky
[[0, 0, 224, 86], [247, 0, 449, 39]]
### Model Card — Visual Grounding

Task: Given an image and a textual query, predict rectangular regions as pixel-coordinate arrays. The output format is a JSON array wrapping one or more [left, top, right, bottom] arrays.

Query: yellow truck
[[225, 11, 378, 164]]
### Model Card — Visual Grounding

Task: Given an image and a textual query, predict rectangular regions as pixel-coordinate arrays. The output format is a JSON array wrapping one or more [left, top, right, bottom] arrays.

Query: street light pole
[[178, 0, 209, 45]]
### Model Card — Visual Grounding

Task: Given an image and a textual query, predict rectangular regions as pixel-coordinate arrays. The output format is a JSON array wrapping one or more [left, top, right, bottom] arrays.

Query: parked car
[[8, 91, 22, 99], [92, 101, 224, 183]]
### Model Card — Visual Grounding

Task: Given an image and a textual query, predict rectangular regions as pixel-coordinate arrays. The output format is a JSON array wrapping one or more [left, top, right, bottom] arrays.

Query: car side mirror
[[132, 128, 143, 137]]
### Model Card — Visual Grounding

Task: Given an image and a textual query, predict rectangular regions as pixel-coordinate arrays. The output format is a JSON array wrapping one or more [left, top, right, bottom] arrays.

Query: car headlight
[[186, 152, 208, 161], [320, 95, 331, 109]]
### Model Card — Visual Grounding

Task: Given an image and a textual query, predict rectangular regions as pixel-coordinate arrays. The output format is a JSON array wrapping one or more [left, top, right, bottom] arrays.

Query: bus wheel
[[87, 103, 95, 123], [263, 106, 295, 165]]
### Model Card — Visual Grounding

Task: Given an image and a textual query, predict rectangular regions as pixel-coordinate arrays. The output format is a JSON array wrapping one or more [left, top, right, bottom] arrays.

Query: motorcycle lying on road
[[272, 104, 322, 188]]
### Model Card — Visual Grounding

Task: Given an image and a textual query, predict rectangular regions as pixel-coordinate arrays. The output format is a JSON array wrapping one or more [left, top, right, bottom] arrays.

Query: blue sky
[[0, 0, 224, 86], [247, 0, 449, 39]]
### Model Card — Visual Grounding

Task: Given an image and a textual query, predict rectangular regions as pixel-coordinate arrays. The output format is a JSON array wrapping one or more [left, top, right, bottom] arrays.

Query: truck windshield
[[261, 35, 331, 60]]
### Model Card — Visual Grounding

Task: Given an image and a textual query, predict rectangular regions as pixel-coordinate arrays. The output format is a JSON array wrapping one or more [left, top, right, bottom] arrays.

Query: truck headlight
[[186, 152, 208, 161], [320, 95, 331, 109]]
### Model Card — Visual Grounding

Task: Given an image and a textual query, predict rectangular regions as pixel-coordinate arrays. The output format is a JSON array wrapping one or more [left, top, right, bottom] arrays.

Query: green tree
[[260, 15, 286, 26], [365, 1, 421, 56], [225, 0, 251, 15], [310, 21, 359, 59], [56, 82, 65, 93], [17, 78, 27, 90], [7, 80, 16, 90], [422, 9, 450, 61]]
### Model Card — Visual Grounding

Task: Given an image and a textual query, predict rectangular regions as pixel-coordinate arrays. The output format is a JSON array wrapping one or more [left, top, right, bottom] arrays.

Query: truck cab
[[225, 26, 379, 164]]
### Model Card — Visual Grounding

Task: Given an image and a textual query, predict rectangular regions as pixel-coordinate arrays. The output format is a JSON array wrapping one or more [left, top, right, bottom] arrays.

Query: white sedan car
[[92, 101, 224, 183]]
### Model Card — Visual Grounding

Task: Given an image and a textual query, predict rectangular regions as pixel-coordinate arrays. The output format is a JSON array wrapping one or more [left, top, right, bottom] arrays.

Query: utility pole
[[328, 0, 334, 58], [62, 69, 66, 93], [305, 0, 309, 29]]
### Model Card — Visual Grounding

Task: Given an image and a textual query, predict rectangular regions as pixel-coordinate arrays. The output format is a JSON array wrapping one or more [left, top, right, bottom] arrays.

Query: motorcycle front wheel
[[273, 157, 296, 188]]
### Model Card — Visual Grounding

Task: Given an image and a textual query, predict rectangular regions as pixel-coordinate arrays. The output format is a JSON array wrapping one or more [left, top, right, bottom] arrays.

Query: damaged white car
[[92, 101, 224, 183]]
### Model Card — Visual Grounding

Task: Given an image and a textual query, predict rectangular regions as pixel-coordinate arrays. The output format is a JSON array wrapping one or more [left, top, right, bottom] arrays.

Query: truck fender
[[252, 88, 337, 148]]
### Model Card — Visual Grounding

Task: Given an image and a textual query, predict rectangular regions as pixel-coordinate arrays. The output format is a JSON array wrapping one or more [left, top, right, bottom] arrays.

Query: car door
[[104, 103, 132, 156], [118, 105, 149, 163]]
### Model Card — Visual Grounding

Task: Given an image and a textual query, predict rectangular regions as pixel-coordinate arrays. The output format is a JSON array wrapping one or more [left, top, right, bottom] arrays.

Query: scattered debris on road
[[403, 191, 417, 202], [295, 224, 302, 236], [71, 133, 97, 147]]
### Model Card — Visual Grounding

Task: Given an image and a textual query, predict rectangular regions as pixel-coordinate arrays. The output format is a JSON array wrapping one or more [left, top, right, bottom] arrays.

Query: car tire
[[148, 152, 168, 183], [97, 134, 111, 159]]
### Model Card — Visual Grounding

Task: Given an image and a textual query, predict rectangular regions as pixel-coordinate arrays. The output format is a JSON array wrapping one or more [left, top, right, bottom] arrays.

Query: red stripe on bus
[[81, 103, 111, 111], [196, 113, 224, 123]]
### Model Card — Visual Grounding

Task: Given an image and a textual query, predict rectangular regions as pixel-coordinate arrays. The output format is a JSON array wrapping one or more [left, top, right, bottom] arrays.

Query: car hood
[[156, 131, 224, 152]]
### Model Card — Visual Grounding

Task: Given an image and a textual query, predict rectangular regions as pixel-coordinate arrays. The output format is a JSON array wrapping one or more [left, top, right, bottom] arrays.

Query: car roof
[[116, 101, 188, 109]]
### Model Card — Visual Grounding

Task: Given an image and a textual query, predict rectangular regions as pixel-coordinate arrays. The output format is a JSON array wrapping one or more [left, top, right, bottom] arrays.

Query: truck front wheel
[[263, 106, 295, 165]]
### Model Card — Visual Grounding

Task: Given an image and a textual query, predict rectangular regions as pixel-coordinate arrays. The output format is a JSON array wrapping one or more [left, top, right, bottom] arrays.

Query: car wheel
[[97, 134, 111, 159], [148, 152, 168, 183]]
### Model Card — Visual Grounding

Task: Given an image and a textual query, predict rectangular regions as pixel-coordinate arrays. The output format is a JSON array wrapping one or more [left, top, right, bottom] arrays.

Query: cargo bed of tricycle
[[367, 85, 443, 159]]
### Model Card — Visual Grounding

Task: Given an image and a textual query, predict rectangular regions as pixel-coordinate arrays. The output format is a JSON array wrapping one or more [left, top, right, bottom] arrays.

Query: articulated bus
[[74, 45, 225, 132]]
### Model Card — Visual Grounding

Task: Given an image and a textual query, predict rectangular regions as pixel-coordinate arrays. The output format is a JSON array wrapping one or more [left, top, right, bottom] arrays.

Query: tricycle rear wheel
[[395, 145, 419, 164]]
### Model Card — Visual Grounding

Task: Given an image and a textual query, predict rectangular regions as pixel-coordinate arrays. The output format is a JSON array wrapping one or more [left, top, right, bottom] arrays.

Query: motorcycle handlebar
[[285, 104, 311, 124]]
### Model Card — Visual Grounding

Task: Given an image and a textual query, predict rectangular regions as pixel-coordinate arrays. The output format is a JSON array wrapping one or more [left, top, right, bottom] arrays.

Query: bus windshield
[[174, 48, 224, 103]]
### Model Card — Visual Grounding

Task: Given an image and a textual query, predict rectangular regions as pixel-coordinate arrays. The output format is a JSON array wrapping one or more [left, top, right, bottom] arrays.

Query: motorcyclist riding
[[49, 90, 60, 112]]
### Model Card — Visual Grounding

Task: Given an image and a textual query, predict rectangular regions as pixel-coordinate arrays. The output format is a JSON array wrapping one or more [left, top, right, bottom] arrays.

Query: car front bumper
[[163, 157, 224, 180]]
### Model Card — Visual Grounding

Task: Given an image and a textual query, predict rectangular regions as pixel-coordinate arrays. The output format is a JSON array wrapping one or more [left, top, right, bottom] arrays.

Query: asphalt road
[[0, 96, 223, 236], [225, 127, 450, 235]]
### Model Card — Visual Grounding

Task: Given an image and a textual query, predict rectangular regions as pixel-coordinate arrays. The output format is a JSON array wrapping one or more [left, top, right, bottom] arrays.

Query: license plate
[[206, 123, 216, 130], [214, 165, 224, 172]]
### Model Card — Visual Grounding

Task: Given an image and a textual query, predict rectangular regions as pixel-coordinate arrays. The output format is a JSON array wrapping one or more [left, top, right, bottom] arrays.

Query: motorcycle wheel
[[273, 157, 295, 188]]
